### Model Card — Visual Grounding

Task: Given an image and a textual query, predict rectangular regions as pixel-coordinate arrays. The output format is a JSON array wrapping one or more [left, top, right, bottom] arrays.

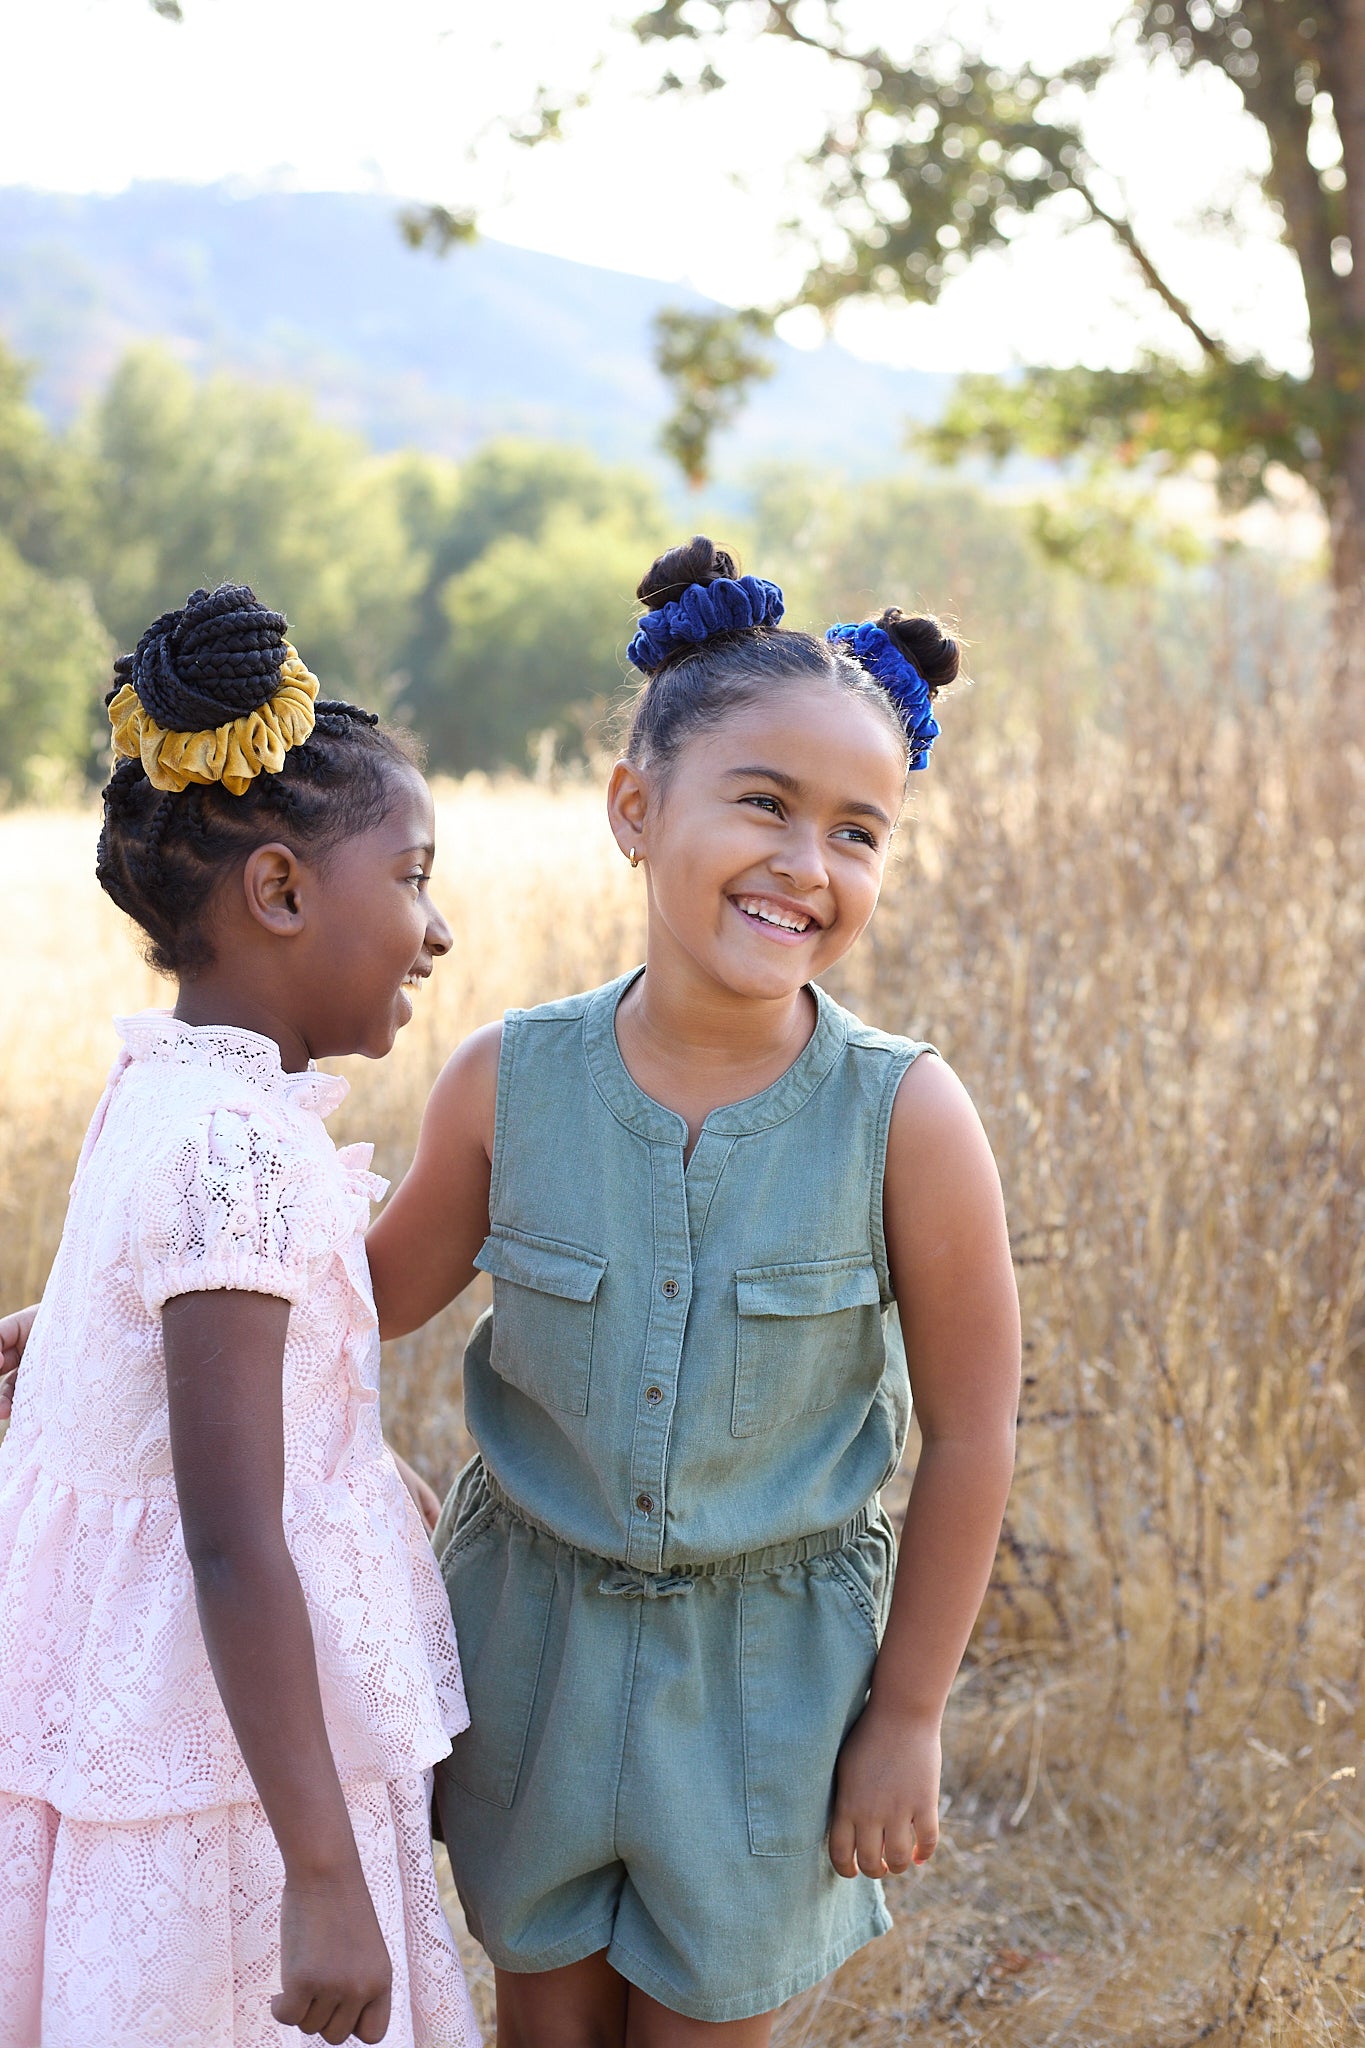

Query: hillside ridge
[[0, 183, 951, 478]]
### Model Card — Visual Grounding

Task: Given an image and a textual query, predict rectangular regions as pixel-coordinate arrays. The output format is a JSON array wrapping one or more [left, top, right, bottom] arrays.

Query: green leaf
[[396, 204, 478, 255], [652, 308, 775, 486]]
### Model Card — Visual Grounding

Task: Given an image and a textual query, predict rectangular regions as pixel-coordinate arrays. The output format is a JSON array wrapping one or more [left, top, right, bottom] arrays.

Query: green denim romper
[[435, 971, 932, 2023]]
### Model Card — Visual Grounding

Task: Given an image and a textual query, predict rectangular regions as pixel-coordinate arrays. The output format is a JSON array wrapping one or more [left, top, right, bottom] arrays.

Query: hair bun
[[118, 584, 290, 734], [636, 536, 739, 612], [874, 607, 961, 694]]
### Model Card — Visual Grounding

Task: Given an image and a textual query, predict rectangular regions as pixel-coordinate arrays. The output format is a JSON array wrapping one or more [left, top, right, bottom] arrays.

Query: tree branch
[[1067, 168, 1228, 362]]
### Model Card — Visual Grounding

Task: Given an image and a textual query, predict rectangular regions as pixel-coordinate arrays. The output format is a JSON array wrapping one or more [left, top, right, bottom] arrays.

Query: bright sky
[[0, 0, 1310, 375]]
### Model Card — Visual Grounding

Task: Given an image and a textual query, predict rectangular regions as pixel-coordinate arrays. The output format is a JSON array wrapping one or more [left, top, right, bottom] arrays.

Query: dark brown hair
[[625, 535, 959, 776]]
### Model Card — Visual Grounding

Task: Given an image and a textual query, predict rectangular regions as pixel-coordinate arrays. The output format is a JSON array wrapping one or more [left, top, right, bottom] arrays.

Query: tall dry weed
[[0, 681, 1361, 2044]]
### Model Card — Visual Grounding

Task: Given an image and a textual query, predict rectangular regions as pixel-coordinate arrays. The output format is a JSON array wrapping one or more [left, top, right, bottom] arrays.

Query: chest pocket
[[733, 1256, 884, 1438], [474, 1230, 607, 1417]]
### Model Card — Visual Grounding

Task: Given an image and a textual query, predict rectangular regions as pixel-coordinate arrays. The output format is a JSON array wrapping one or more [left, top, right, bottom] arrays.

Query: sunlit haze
[[0, 0, 1308, 374]]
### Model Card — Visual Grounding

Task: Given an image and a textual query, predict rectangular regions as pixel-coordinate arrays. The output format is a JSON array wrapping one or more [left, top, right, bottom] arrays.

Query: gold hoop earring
[[629, 847, 641, 869]]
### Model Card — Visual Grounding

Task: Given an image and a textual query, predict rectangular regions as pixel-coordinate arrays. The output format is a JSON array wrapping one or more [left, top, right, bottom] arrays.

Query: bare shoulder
[[885, 1053, 1007, 1240], [889, 1051, 994, 1155], [420, 1021, 503, 1156]]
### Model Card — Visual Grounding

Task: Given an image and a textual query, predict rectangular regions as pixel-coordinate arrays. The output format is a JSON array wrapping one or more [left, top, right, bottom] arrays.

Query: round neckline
[[581, 968, 847, 1145], [113, 1010, 349, 1117]]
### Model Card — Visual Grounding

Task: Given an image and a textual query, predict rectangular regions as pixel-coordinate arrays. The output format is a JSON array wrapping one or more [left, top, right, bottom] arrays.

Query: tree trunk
[[1327, 429, 1365, 717], [1322, 0, 1365, 725]]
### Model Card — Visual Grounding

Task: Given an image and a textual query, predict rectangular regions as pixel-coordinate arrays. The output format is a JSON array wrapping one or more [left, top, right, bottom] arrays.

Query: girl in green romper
[[367, 536, 1021, 2045]]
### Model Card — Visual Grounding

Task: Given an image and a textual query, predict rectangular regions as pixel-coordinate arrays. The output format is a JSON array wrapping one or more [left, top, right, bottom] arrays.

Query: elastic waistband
[[476, 1460, 879, 1584]]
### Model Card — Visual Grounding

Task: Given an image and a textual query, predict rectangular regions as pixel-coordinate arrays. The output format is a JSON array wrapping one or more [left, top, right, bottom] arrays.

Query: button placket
[[625, 1143, 694, 1569]]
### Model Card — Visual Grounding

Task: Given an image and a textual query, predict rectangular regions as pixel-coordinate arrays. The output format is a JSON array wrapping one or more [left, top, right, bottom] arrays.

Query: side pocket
[[739, 1554, 884, 1856], [474, 1229, 607, 1417], [441, 1511, 556, 1809]]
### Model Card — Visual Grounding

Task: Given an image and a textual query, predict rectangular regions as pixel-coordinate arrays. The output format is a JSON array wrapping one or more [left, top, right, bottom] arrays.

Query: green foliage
[[748, 465, 1108, 726], [431, 511, 655, 770], [0, 535, 110, 801], [73, 348, 420, 703], [652, 308, 775, 486], [394, 439, 667, 771], [1026, 486, 1206, 588], [0, 335, 678, 795], [626, 0, 1365, 563], [923, 357, 1330, 506], [397, 205, 478, 255]]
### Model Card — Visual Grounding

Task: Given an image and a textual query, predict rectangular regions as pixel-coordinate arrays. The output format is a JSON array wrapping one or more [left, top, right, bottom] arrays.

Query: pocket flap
[[736, 1259, 882, 1319], [475, 1230, 607, 1304]]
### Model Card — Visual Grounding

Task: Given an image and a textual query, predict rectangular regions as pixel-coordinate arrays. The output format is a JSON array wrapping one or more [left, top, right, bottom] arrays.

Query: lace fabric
[[0, 1012, 468, 1799], [0, 1775, 479, 2048]]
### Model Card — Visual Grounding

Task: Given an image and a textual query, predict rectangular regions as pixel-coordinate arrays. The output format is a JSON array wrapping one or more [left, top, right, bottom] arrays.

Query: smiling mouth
[[731, 894, 820, 937]]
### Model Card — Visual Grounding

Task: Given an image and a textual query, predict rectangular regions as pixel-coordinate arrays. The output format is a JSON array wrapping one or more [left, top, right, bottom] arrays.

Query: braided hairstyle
[[625, 536, 960, 778], [97, 584, 421, 977]]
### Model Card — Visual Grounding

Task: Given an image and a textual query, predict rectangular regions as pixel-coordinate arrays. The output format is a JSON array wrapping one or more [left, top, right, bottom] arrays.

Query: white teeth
[[736, 896, 813, 933]]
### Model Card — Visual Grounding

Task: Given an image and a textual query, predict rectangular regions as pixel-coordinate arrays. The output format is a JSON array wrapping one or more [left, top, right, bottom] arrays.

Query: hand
[[388, 1446, 441, 1534], [828, 1702, 941, 1880], [0, 1305, 39, 1421], [272, 1869, 392, 2044]]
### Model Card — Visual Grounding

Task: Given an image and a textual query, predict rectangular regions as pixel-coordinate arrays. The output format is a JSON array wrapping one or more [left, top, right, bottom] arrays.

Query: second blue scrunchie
[[628, 575, 785, 673], [825, 621, 941, 771]]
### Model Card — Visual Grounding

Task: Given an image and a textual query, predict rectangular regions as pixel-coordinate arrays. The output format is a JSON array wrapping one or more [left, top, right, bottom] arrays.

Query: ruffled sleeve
[[132, 1106, 343, 1313]]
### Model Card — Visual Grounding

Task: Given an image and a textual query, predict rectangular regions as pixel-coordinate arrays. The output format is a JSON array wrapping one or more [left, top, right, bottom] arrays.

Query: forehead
[[683, 679, 907, 802], [347, 760, 435, 851]]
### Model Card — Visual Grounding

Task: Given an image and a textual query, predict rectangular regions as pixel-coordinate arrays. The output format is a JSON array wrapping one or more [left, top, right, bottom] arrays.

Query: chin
[[715, 954, 813, 1001]]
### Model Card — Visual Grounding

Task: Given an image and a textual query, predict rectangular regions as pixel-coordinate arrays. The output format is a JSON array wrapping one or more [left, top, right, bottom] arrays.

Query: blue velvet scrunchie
[[825, 621, 941, 771], [627, 575, 785, 673]]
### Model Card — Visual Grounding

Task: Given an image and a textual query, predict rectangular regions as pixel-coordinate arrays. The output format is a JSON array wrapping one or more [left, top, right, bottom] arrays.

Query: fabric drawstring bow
[[597, 1566, 696, 1600]]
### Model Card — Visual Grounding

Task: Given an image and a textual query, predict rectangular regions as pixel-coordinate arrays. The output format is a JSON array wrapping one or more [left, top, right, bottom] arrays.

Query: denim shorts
[[434, 1459, 895, 2024]]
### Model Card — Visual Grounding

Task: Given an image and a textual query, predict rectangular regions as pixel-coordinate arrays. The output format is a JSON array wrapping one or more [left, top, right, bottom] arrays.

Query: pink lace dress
[[0, 1015, 479, 2048]]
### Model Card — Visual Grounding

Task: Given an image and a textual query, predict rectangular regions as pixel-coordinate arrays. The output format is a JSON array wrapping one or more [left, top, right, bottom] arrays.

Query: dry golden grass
[[1, 684, 1362, 2044]]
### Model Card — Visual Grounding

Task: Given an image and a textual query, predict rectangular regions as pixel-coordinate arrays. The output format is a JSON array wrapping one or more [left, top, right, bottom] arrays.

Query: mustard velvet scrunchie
[[108, 647, 321, 796]]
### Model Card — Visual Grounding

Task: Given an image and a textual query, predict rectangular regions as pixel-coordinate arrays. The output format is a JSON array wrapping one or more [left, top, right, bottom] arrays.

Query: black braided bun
[[113, 584, 291, 731], [98, 583, 422, 978]]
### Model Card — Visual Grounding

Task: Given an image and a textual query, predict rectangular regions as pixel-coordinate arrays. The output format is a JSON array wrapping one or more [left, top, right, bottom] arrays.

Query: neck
[[173, 977, 313, 1073], [623, 933, 814, 1078]]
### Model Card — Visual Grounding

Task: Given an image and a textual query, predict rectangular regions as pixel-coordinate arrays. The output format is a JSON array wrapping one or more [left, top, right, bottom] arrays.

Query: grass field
[[1, 678, 1362, 2044]]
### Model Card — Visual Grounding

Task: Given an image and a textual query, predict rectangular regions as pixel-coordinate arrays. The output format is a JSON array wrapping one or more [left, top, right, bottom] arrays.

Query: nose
[[426, 902, 454, 959], [771, 822, 829, 892]]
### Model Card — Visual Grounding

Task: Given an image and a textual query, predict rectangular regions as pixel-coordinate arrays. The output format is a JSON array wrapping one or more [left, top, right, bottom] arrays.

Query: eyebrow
[[723, 765, 893, 831], [395, 842, 435, 859]]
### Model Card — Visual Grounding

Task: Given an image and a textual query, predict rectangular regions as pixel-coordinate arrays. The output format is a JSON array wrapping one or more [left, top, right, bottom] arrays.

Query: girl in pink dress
[[0, 586, 479, 2048]]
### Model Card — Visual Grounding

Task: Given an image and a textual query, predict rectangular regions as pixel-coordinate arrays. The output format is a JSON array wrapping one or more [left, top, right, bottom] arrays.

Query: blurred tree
[[0, 536, 110, 801], [393, 439, 665, 769], [75, 348, 420, 704], [0, 340, 109, 792], [619, 3, 1365, 692], [749, 466, 1111, 731], [416, 509, 658, 772]]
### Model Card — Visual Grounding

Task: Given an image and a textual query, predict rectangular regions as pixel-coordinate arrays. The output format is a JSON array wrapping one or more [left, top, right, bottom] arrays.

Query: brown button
[[661, 1278, 680, 1299], [635, 1493, 654, 1515], [645, 1386, 664, 1405]]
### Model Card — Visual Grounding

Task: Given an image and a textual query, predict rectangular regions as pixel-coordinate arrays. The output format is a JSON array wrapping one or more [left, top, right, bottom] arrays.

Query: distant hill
[[0, 183, 952, 482]]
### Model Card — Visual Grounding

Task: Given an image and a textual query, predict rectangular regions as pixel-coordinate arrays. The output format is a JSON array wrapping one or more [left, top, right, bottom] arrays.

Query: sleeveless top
[[463, 969, 934, 1570], [0, 1014, 467, 1822]]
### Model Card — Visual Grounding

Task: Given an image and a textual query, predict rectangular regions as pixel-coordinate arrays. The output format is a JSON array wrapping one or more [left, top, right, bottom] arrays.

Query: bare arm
[[829, 1054, 1020, 1881], [365, 1022, 500, 1340], [0, 1303, 39, 1419], [164, 1289, 391, 2043]]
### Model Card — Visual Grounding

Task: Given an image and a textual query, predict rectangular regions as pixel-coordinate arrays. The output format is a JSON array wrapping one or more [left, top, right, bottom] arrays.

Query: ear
[[606, 758, 652, 864], [239, 843, 308, 937]]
